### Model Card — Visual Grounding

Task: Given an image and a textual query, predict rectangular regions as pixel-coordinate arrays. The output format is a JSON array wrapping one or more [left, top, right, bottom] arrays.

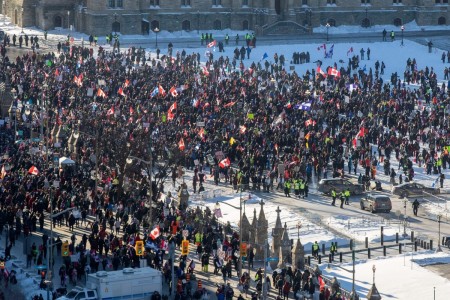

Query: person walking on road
[[412, 199, 420, 216]]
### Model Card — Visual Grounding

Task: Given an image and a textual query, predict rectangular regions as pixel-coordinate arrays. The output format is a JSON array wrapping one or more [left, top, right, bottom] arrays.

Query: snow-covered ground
[[320, 251, 450, 300], [2, 14, 450, 300]]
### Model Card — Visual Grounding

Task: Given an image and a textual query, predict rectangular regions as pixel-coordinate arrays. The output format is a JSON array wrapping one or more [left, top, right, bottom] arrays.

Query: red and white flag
[[124, 79, 130, 88], [158, 85, 166, 97], [167, 102, 177, 120], [327, 67, 341, 77], [239, 125, 247, 134], [118, 87, 125, 97], [169, 86, 178, 97], [107, 106, 115, 116], [316, 66, 327, 77], [219, 157, 231, 168], [97, 88, 106, 98], [198, 128, 205, 139], [223, 101, 236, 108], [0, 165, 6, 179], [178, 138, 185, 151], [28, 166, 39, 175], [347, 47, 354, 56], [74, 74, 83, 87], [201, 65, 210, 76], [207, 40, 217, 48], [305, 119, 317, 126], [150, 226, 160, 240]]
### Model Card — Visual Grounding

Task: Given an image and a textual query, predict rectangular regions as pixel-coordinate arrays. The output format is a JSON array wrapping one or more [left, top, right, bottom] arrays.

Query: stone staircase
[[262, 20, 309, 35]]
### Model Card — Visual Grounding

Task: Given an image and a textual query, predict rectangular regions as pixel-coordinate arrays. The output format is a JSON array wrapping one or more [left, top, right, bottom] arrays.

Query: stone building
[[277, 223, 292, 268], [2, 1, 450, 36]]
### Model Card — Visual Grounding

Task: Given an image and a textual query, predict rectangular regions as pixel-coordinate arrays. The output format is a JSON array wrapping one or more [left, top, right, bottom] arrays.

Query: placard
[[98, 79, 106, 86], [197, 121, 205, 127], [87, 88, 94, 97]]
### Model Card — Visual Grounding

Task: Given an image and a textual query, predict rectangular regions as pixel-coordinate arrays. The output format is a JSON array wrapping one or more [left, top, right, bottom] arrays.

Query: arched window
[[151, 20, 160, 30], [242, 20, 249, 30], [213, 19, 222, 30], [362, 18, 370, 28], [182, 20, 191, 31], [438, 17, 446, 25], [393, 18, 402, 26], [327, 19, 336, 27]]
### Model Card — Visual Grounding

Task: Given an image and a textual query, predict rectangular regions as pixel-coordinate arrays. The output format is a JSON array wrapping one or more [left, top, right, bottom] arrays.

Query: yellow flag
[[230, 137, 235, 145]]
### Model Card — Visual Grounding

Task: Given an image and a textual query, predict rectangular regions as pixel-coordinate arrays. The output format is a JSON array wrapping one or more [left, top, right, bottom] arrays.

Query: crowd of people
[[0, 26, 448, 300]]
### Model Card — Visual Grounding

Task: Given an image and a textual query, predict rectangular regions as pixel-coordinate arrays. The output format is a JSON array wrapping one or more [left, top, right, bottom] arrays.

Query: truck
[[58, 267, 162, 300]]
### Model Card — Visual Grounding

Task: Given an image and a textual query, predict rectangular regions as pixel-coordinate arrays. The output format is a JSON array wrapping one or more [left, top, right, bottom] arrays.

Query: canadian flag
[[207, 40, 217, 48], [239, 125, 247, 134], [201, 65, 210, 76], [305, 119, 317, 126], [327, 67, 341, 77], [107, 106, 115, 116], [28, 166, 39, 175], [219, 157, 231, 168], [118, 87, 125, 97], [150, 226, 160, 240], [223, 101, 236, 108], [0, 165, 6, 179], [158, 85, 167, 97], [178, 138, 185, 151], [124, 79, 130, 88], [97, 88, 106, 98], [167, 102, 177, 121], [169, 86, 178, 97], [198, 128, 205, 139], [54, 69, 60, 77], [316, 66, 327, 77], [74, 74, 83, 87], [129, 106, 135, 114]]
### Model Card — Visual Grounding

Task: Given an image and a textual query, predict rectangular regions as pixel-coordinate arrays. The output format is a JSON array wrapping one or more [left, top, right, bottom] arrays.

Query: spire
[[281, 222, 290, 246], [257, 199, 268, 227], [274, 206, 282, 230]]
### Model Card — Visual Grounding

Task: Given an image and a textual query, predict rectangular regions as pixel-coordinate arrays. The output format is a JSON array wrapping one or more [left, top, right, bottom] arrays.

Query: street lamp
[[297, 221, 302, 240], [67, 11, 70, 30], [2, 1, 5, 25], [214, 187, 248, 278], [21, 7, 24, 33], [436, 214, 442, 252], [154, 27, 159, 48], [197, 11, 200, 34], [327, 250, 357, 299], [401, 25, 404, 46], [326, 23, 330, 42], [114, 12, 118, 34], [126, 155, 153, 228], [402, 200, 408, 238]]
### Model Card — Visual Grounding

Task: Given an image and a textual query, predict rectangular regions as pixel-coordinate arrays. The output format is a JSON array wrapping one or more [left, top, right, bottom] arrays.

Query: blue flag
[[151, 87, 159, 98], [261, 52, 268, 61]]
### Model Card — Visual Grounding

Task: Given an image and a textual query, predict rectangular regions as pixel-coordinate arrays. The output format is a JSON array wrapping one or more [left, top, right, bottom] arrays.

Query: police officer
[[331, 189, 337, 206], [299, 179, 305, 198], [225, 33, 229, 45], [344, 188, 351, 205], [312, 241, 319, 258], [201, 33, 205, 45], [284, 180, 291, 197], [294, 179, 300, 197]]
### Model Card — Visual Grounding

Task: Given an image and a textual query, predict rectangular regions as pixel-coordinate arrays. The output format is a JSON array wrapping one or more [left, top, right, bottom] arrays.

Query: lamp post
[[436, 214, 442, 252], [154, 27, 159, 48], [401, 25, 404, 46], [67, 10, 70, 30], [21, 7, 24, 33], [2, 1, 5, 25], [113, 12, 118, 34], [44, 178, 59, 300], [402, 200, 408, 237], [197, 11, 200, 34], [11, 88, 17, 142], [327, 250, 357, 299], [215, 186, 247, 278], [126, 155, 153, 229], [326, 23, 330, 42]]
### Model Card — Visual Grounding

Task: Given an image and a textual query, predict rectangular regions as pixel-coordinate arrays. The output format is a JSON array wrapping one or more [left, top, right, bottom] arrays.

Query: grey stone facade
[[3, 1, 450, 36]]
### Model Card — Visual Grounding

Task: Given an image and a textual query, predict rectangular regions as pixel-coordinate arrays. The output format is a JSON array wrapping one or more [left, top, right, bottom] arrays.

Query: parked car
[[360, 194, 392, 213], [317, 178, 364, 195], [391, 182, 440, 198]]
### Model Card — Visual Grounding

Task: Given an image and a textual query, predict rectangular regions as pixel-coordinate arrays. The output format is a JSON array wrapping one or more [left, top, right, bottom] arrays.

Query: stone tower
[[255, 200, 268, 259], [240, 211, 251, 243], [292, 237, 305, 270], [272, 206, 284, 258], [249, 208, 257, 245], [278, 223, 292, 268]]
